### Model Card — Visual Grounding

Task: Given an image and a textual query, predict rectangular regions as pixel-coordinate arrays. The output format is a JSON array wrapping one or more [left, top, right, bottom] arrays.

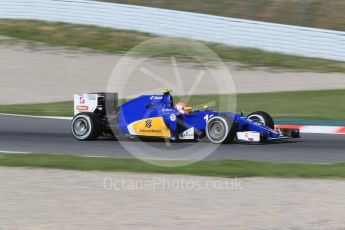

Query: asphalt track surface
[[1, 114, 345, 163]]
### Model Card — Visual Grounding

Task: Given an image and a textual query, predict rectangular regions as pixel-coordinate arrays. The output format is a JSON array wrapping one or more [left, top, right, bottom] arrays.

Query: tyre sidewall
[[206, 116, 230, 144], [248, 111, 274, 129], [71, 113, 100, 140]]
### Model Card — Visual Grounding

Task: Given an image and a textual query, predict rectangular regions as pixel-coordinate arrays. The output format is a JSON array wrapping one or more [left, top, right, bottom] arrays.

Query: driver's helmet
[[162, 89, 173, 107], [175, 102, 190, 114], [162, 88, 172, 94]]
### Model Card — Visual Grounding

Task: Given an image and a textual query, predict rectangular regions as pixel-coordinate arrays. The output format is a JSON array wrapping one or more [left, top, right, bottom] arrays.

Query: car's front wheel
[[247, 111, 274, 129], [206, 116, 236, 144], [71, 112, 102, 141]]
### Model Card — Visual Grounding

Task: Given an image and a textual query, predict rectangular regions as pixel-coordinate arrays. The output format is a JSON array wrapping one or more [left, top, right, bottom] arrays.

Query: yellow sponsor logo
[[130, 117, 171, 137]]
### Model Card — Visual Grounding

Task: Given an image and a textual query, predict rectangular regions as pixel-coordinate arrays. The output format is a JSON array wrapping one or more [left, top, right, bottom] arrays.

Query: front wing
[[236, 128, 300, 142]]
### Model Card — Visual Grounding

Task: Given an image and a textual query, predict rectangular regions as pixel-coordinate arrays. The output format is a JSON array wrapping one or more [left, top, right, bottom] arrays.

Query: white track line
[[0, 113, 72, 120], [0, 151, 33, 154]]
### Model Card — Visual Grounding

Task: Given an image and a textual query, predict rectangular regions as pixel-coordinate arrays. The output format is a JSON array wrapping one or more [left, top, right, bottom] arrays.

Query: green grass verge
[[100, 0, 345, 31], [1, 153, 345, 179], [0, 101, 74, 117], [1, 19, 345, 72], [1, 89, 345, 120]]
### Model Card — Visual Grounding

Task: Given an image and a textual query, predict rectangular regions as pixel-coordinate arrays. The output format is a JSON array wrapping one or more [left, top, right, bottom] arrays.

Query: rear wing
[[73, 93, 118, 116]]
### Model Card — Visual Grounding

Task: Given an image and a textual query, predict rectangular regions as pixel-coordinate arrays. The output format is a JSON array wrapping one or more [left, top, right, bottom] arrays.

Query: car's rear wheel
[[247, 111, 274, 129], [71, 112, 102, 141], [206, 116, 236, 144]]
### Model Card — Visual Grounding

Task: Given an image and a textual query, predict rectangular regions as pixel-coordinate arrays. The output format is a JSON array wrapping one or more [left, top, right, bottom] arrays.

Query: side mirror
[[145, 104, 153, 108]]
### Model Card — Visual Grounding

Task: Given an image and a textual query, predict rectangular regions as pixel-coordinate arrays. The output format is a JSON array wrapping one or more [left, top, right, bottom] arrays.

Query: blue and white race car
[[71, 89, 300, 144]]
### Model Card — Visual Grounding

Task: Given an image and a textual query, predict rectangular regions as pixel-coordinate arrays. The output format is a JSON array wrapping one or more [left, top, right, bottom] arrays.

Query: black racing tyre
[[247, 111, 274, 129], [206, 116, 236, 144], [71, 112, 102, 141]]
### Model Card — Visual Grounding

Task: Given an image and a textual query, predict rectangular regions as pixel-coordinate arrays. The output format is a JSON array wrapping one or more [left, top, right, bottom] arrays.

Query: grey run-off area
[[1, 43, 345, 104], [1, 167, 345, 229]]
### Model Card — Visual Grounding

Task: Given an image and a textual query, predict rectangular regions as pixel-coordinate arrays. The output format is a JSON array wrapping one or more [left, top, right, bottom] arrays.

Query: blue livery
[[71, 90, 300, 143]]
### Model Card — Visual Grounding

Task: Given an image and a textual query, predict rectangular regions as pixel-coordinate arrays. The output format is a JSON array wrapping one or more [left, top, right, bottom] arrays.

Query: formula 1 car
[[71, 89, 300, 144]]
